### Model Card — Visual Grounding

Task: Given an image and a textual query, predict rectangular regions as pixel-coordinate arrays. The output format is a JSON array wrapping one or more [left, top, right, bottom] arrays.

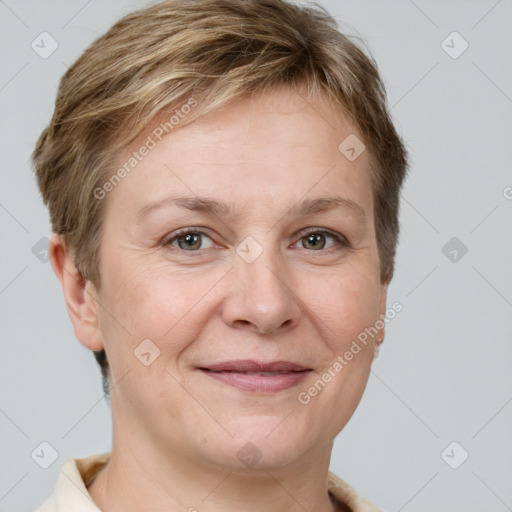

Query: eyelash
[[163, 227, 350, 253]]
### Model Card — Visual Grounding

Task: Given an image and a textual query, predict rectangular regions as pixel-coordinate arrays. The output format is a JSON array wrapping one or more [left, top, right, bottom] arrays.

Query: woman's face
[[84, 87, 388, 470]]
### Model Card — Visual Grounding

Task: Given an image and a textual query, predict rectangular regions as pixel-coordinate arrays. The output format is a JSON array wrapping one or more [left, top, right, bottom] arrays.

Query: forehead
[[105, 87, 373, 219]]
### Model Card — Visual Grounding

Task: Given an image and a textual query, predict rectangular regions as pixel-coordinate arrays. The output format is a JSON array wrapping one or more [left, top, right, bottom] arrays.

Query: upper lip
[[200, 360, 310, 372]]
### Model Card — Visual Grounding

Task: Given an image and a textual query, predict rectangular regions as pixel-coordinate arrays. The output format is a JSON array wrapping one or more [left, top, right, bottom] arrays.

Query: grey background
[[1, 0, 511, 510]]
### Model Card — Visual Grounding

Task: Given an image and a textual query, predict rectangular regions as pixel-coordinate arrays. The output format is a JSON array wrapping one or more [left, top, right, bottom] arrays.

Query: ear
[[49, 233, 104, 351], [376, 274, 391, 347]]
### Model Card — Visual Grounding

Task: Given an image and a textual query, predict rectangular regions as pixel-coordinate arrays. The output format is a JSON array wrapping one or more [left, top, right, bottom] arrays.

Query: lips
[[198, 360, 311, 392], [203, 360, 309, 372]]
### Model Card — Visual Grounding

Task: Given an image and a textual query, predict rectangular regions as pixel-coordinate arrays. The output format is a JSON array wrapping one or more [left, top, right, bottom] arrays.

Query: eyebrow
[[136, 195, 366, 222]]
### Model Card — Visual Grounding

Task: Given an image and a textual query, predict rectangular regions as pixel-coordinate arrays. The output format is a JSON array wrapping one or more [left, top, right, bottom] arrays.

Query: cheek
[[305, 269, 381, 349], [301, 274, 379, 436], [99, 266, 219, 365], [95, 269, 211, 413]]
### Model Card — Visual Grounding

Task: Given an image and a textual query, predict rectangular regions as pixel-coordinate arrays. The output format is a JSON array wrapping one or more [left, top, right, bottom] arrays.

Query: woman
[[32, 0, 408, 510]]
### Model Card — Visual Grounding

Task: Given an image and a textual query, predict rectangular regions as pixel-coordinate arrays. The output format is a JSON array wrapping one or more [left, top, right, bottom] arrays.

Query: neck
[[88, 434, 341, 512]]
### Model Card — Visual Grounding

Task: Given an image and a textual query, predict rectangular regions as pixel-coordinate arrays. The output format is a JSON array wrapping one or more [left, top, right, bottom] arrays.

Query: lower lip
[[200, 370, 310, 392]]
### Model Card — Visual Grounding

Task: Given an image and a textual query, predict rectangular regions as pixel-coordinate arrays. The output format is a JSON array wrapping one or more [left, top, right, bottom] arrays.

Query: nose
[[220, 246, 301, 336]]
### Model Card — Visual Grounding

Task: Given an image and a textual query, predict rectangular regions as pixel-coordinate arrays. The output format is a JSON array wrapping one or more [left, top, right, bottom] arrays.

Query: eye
[[294, 229, 349, 251], [166, 229, 214, 251], [164, 227, 348, 253]]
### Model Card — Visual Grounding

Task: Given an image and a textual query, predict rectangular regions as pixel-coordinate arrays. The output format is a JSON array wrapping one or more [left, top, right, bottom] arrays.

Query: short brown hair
[[32, 0, 409, 396]]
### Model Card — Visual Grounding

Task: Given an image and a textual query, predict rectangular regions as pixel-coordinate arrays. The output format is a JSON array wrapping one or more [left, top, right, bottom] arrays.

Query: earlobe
[[376, 276, 390, 346], [49, 233, 105, 352]]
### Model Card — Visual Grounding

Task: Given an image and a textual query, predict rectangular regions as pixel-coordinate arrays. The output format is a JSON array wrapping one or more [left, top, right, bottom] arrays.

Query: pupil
[[179, 233, 200, 250], [306, 233, 324, 249]]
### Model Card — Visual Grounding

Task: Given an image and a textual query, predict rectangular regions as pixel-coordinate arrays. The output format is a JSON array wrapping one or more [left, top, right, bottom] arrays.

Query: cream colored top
[[36, 452, 382, 511]]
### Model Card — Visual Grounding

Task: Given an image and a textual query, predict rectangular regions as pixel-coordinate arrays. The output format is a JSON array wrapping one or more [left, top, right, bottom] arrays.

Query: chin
[[201, 415, 318, 471]]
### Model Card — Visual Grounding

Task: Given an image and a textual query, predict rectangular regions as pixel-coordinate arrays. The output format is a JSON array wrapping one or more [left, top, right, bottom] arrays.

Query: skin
[[50, 86, 389, 512]]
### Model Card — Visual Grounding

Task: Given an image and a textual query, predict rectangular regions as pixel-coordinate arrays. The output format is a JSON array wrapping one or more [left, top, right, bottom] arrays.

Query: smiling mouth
[[198, 360, 311, 392]]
